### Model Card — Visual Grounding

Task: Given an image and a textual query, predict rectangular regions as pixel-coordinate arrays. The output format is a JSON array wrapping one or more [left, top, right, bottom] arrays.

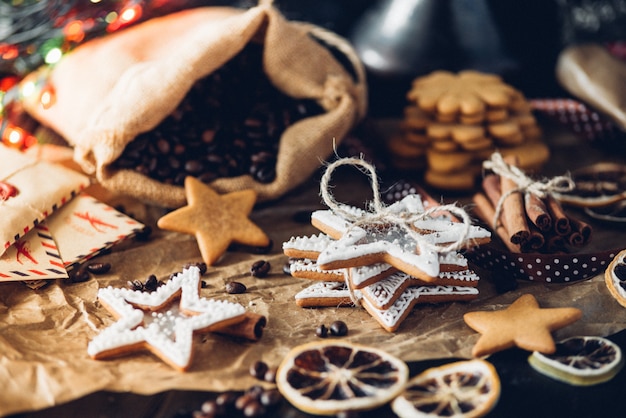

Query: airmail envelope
[[0, 144, 90, 257], [0, 193, 144, 282]]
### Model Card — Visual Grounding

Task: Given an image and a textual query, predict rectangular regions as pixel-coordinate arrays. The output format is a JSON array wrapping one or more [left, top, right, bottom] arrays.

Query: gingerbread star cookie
[[88, 266, 246, 371], [463, 294, 582, 357], [157, 176, 270, 265]]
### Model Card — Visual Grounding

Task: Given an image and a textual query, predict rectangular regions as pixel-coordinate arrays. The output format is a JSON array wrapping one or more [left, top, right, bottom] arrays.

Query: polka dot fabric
[[530, 98, 621, 143], [467, 245, 619, 283]]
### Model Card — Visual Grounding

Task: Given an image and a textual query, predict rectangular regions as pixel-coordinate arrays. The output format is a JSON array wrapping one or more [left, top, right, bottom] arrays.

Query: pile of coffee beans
[[111, 42, 324, 186], [316, 320, 349, 338], [186, 360, 283, 418]]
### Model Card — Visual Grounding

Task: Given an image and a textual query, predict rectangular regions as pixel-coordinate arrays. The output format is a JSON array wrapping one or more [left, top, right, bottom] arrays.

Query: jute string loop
[[321, 156, 473, 263], [483, 152, 575, 230]]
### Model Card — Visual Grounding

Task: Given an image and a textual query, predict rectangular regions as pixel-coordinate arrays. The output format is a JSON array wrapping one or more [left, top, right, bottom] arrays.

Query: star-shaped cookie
[[312, 195, 489, 282], [157, 176, 270, 265], [463, 294, 582, 357], [88, 266, 246, 371]]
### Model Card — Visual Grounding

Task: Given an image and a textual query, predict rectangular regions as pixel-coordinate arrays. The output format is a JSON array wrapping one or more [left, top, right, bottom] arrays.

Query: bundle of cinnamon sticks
[[472, 158, 592, 254]]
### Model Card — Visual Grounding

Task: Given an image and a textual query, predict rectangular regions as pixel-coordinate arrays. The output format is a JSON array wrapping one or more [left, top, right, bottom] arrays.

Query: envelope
[[0, 144, 91, 257], [44, 192, 145, 271], [0, 192, 145, 284], [0, 223, 68, 282]]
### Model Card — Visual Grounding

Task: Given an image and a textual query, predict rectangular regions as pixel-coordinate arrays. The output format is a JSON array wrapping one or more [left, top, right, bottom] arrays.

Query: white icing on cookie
[[294, 281, 362, 302], [282, 233, 333, 255], [349, 263, 396, 287], [290, 259, 345, 281], [362, 269, 480, 309], [316, 220, 442, 278], [88, 266, 246, 370], [362, 285, 479, 331]]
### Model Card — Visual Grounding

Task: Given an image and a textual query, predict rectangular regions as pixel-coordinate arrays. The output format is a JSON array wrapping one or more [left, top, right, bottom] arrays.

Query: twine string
[[483, 152, 575, 230], [320, 156, 474, 264]]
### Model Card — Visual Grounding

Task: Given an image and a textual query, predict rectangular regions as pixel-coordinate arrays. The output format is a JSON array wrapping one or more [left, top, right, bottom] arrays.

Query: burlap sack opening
[[22, 3, 367, 208]]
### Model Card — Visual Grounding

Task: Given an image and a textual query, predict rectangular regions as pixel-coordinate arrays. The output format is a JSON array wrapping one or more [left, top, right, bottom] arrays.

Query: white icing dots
[[88, 267, 246, 370]]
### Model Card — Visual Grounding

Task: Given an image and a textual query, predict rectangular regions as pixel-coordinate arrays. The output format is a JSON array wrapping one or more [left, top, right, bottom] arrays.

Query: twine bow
[[320, 157, 474, 256], [482, 152, 575, 230]]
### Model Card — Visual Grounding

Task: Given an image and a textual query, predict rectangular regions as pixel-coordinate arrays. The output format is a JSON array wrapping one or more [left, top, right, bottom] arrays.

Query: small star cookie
[[463, 294, 582, 357], [157, 176, 270, 265], [88, 266, 246, 371]]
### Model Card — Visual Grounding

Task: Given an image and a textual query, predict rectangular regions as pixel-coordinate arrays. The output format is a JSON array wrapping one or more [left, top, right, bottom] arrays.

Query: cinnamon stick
[[500, 156, 531, 246], [545, 195, 571, 236], [482, 174, 502, 208], [524, 193, 552, 232], [472, 192, 520, 253], [520, 222, 546, 252], [569, 217, 592, 247], [213, 312, 267, 341], [542, 232, 567, 254]]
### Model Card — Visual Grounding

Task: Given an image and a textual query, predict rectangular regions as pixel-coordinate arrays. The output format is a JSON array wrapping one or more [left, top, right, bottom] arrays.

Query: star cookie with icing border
[[463, 294, 582, 357], [157, 176, 270, 265], [88, 266, 246, 371], [312, 194, 490, 282]]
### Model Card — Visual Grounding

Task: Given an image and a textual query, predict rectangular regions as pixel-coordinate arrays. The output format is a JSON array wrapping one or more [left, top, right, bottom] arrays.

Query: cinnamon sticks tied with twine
[[472, 153, 592, 253]]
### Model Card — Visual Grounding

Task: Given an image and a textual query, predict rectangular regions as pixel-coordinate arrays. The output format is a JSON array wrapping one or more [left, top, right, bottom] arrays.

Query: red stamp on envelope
[[0, 181, 17, 201]]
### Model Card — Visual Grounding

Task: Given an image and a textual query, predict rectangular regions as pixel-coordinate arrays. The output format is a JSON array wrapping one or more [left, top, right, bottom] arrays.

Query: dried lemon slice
[[276, 340, 408, 415], [528, 336, 623, 386], [605, 249, 626, 308], [391, 359, 500, 418]]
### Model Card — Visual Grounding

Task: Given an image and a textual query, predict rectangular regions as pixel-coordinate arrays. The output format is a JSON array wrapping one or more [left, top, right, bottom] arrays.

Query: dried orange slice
[[276, 340, 408, 415], [605, 249, 626, 308], [391, 359, 500, 418], [528, 336, 623, 386]]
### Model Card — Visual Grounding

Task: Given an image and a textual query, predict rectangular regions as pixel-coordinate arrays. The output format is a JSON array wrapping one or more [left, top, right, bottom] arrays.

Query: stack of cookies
[[388, 70, 549, 190], [282, 194, 491, 332]]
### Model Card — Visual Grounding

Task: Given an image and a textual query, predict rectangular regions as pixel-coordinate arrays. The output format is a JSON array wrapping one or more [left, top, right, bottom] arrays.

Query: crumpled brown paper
[[1, 123, 626, 416]]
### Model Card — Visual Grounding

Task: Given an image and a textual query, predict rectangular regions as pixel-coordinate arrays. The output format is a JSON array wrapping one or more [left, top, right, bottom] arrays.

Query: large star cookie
[[157, 176, 270, 265], [463, 294, 582, 357], [88, 266, 246, 371], [312, 194, 490, 281]]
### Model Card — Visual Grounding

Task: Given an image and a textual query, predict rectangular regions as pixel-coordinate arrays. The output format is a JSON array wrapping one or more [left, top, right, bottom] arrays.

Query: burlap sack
[[22, 2, 367, 207]]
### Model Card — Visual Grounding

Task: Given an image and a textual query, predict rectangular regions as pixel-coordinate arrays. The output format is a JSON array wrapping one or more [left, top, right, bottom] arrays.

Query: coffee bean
[[243, 401, 265, 417], [246, 384, 264, 399], [235, 393, 256, 410], [263, 367, 277, 384], [249, 361, 268, 380], [128, 280, 144, 291], [259, 389, 282, 407], [215, 392, 237, 408], [200, 400, 223, 416], [226, 281, 246, 294], [183, 261, 208, 275], [315, 324, 328, 338], [329, 320, 348, 337], [86, 262, 111, 275], [250, 260, 271, 278], [70, 268, 90, 283], [144, 274, 159, 292]]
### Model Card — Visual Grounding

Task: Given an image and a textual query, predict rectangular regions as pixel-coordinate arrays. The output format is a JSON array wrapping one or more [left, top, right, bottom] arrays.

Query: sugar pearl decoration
[[88, 266, 246, 369]]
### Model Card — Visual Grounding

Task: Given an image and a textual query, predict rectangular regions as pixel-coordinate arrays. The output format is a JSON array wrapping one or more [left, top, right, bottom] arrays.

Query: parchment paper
[[1, 121, 626, 416]]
